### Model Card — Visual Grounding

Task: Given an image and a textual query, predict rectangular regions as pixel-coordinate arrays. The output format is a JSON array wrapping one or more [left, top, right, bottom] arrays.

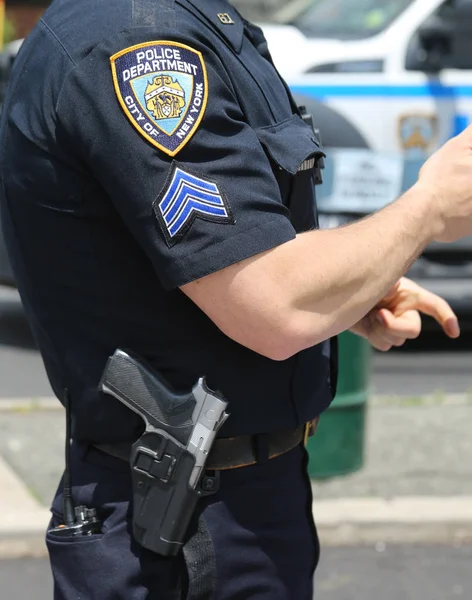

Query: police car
[[262, 0, 472, 324]]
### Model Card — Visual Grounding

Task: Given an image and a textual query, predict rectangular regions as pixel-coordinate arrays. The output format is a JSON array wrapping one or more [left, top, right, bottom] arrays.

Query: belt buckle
[[303, 418, 319, 446]]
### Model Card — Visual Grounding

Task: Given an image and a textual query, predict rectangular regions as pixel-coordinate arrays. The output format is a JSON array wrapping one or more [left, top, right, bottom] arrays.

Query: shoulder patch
[[153, 163, 234, 247], [110, 41, 208, 157]]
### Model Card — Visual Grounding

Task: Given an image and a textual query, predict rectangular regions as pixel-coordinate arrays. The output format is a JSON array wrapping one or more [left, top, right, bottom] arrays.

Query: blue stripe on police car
[[290, 84, 472, 99]]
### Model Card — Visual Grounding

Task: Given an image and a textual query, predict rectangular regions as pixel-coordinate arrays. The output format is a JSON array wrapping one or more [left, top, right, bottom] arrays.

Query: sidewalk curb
[[0, 397, 60, 411], [0, 455, 50, 558], [314, 497, 472, 546], [2, 484, 472, 558]]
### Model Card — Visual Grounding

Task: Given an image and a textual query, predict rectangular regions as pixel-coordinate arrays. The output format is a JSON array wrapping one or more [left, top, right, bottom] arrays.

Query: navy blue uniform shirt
[[0, 0, 336, 443]]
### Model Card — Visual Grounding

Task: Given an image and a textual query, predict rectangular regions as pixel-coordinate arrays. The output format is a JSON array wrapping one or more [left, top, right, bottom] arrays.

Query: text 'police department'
[[121, 47, 199, 82]]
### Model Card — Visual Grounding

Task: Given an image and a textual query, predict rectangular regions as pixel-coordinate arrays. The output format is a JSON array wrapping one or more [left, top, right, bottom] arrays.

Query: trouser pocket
[[46, 444, 188, 600]]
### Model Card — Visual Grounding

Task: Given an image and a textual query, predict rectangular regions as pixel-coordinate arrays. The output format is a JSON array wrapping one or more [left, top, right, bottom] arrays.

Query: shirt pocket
[[254, 114, 325, 232]]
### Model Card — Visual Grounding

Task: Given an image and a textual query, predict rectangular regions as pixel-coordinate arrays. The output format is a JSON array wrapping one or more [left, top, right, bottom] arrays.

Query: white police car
[[262, 0, 472, 324]]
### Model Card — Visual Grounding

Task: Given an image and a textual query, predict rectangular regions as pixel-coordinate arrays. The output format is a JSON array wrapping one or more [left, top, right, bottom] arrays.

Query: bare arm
[[182, 184, 435, 359], [182, 127, 472, 360]]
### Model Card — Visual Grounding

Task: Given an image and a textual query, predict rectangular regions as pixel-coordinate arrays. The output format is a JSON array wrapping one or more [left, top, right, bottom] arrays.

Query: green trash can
[[307, 331, 372, 479]]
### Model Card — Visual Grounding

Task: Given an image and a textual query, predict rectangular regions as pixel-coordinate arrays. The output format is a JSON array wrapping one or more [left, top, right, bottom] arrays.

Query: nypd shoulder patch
[[153, 163, 234, 247], [110, 41, 208, 157]]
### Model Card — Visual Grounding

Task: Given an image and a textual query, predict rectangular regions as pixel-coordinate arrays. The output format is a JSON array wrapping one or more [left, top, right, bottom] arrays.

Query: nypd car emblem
[[398, 114, 437, 157], [154, 164, 234, 246], [110, 41, 208, 156]]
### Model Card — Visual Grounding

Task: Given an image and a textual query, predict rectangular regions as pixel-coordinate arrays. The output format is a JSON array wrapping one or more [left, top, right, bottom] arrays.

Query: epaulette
[[177, 0, 244, 54], [132, 0, 176, 28]]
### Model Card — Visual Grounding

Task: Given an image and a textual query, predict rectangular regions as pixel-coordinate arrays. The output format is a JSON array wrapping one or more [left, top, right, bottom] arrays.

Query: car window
[[436, 0, 461, 20], [291, 0, 414, 40], [404, 0, 472, 71]]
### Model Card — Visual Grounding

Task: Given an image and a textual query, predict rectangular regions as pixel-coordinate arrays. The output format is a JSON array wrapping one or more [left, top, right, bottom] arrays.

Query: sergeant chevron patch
[[154, 164, 234, 246], [110, 41, 208, 156]]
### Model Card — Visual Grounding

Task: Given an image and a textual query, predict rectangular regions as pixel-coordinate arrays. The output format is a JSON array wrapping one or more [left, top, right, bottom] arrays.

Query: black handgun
[[99, 349, 229, 556]]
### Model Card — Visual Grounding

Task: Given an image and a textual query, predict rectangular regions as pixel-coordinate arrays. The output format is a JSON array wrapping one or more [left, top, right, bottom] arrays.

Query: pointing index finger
[[415, 288, 460, 338]]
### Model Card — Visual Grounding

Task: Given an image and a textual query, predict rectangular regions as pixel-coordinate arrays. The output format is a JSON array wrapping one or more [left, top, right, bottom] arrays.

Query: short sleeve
[[56, 29, 296, 290]]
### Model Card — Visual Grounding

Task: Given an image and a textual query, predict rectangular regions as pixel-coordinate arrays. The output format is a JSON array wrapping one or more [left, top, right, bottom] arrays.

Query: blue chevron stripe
[[169, 198, 228, 236], [160, 169, 220, 214], [158, 167, 230, 239], [165, 182, 225, 225]]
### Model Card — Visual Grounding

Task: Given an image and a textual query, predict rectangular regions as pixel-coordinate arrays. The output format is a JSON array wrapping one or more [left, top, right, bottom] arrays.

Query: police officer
[[0, 0, 471, 598]]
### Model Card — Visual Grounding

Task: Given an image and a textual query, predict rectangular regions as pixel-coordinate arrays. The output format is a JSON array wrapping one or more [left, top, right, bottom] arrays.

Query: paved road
[[315, 543, 472, 599], [0, 558, 53, 600], [0, 287, 470, 400], [3, 544, 471, 599]]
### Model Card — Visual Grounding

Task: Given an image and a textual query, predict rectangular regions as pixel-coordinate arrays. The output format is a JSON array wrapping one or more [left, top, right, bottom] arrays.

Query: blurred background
[[0, 1, 471, 599]]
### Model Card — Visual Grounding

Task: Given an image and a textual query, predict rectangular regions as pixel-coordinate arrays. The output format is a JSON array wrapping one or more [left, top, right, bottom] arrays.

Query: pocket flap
[[255, 114, 325, 175]]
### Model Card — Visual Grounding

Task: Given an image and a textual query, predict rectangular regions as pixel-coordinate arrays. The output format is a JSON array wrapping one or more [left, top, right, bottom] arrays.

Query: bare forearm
[[185, 184, 437, 360], [282, 184, 437, 346]]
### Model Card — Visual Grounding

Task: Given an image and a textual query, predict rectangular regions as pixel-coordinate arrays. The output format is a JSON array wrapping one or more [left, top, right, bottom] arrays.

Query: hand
[[350, 277, 460, 351], [417, 124, 472, 243]]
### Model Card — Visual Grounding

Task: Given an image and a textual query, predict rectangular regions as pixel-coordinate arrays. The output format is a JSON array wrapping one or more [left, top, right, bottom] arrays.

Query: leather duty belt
[[93, 418, 319, 471]]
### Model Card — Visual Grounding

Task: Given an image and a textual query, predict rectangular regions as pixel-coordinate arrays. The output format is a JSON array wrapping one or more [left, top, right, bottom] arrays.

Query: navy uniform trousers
[[46, 442, 319, 599]]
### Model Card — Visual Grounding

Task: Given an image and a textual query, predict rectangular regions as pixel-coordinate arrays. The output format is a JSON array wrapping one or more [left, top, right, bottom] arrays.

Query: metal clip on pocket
[[299, 105, 325, 185]]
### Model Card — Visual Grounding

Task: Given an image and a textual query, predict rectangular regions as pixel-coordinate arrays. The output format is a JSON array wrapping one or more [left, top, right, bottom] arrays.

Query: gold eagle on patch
[[110, 41, 208, 157], [145, 75, 185, 120]]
